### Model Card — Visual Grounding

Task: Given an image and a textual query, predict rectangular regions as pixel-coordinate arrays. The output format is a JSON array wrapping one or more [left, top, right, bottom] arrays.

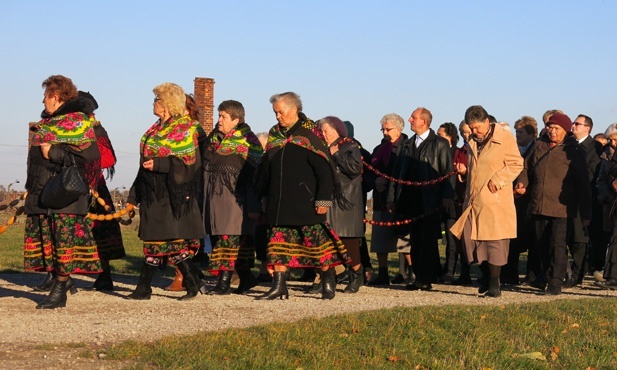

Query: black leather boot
[[233, 268, 258, 295], [36, 279, 69, 309], [84, 268, 114, 291], [368, 267, 390, 286], [177, 259, 207, 301], [256, 271, 289, 300], [344, 266, 364, 293], [125, 263, 156, 300], [207, 270, 233, 295], [321, 268, 336, 300], [32, 272, 77, 295], [32, 272, 54, 292], [486, 277, 501, 297], [298, 268, 316, 282]]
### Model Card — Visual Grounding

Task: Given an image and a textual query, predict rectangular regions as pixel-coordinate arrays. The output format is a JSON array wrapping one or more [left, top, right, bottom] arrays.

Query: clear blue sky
[[1, 1, 616, 190]]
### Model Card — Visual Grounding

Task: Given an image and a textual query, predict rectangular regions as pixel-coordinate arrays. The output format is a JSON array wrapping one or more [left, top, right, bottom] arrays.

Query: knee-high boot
[[207, 270, 233, 295], [177, 259, 207, 301], [321, 268, 336, 300], [84, 265, 114, 291], [256, 271, 288, 300], [486, 264, 502, 298], [125, 263, 157, 300], [233, 268, 258, 295], [36, 279, 69, 309], [478, 262, 490, 294]]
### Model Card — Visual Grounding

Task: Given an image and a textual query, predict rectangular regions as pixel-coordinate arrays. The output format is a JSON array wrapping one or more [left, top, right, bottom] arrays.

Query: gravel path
[[0, 272, 615, 369]]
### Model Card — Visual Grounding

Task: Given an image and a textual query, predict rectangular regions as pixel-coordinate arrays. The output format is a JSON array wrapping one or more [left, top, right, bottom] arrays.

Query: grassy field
[[105, 299, 617, 369], [2, 212, 616, 369]]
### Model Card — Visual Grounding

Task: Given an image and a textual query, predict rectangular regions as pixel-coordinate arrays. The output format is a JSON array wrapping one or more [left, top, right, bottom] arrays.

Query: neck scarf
[[204, 122, 263, 197], [256, 113, 349, 209], [31, 112, 97, 150], [206, 122, 263, 167], [140, 115, 199, 165]]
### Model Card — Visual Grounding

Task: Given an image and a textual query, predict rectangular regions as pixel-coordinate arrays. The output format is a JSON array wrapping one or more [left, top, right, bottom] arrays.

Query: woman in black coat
[[255, 92, 349, 300], [320, 116, 365, 293], [126, 82, 206, 301], [24, 75, 101, 309]]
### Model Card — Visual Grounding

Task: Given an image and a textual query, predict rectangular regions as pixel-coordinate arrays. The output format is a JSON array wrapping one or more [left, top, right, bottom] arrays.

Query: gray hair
[[269, 92, 303, 112], [380, 113, 405, 130]]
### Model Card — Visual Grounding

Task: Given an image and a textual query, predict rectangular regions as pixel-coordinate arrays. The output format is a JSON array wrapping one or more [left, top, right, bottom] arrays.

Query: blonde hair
[[153, 82, 186, 117], [542, 109, 563, 124]]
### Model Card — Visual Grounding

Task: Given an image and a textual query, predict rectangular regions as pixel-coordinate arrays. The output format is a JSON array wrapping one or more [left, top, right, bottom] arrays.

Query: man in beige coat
[[451, 105, 523, 297]]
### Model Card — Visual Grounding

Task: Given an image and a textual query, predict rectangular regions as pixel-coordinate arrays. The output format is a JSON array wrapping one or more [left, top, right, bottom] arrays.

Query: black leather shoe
[[545, 284, 562, 295], [563, 275, 579, 289], [452, 275, 472, 286], [391, 274, 405, 284], [406, 281, 432, 291], [529, 278, 547, 291], [595, 278, 617, 290]]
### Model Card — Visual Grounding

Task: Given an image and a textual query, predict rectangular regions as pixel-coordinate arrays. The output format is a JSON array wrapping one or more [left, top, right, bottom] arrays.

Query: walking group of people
[[21, 74, 617, 309]]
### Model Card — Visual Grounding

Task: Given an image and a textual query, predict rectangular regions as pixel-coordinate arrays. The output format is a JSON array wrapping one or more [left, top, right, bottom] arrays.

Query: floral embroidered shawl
[[140, 115, 199, 165]]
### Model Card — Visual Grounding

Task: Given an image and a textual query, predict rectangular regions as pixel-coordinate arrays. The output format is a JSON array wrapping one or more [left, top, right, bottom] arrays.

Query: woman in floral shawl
[[24, 75, 102, 309], [255, 92, 350, 300], [203, 100, 263, 295], [126, 83, 206, 301]]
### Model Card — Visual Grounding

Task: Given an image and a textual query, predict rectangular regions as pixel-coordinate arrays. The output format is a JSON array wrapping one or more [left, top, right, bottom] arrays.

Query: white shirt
[[415, 130, 430, 147]]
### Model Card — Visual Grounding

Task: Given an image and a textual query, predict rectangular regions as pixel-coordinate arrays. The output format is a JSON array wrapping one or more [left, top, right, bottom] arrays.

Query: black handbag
[[40, 154, 89, 209]]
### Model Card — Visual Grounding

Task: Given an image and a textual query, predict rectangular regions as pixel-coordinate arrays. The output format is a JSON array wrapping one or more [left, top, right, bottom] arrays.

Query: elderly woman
[[451, 105, 523, 297], [203, 100, 263, 295], [319, 116, 365, 293], [126, 83, 206, 301], [367, 113, 410, 286], [24, 75, 102, 309], [255, 92, 349, 300]]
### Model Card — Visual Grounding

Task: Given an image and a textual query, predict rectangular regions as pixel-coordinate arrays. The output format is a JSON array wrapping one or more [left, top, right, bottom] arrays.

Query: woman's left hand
[[40, 142, 51, 159], [143, 159, 154, 171], [315, 206, 328, 214]]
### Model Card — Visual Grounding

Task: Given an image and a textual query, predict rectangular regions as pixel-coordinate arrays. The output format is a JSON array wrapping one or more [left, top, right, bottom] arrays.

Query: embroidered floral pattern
[[140, 115, 199, 165], [209, 235, 254, 272], [208, 123, 263, 167], [24, 214, 102, 274], [142, 238, 200, 257], [31, 112, 97, 151], [266, 223, 350, 268]]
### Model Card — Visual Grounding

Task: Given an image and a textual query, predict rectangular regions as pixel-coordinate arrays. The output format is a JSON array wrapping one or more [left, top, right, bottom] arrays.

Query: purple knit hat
[[322, 116, 348, 138], [547, 112, 572, 133]]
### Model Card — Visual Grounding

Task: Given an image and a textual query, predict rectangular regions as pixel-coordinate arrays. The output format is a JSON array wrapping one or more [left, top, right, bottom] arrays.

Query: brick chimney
[[193, 77, 215, 134]]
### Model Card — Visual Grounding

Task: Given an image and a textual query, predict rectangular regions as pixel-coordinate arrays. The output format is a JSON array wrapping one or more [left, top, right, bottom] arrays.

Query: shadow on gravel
[[0, 286, 43, 302]]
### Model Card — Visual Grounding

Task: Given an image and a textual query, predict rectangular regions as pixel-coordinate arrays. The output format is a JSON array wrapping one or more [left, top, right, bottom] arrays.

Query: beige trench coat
[[450, 126, 523, 240]]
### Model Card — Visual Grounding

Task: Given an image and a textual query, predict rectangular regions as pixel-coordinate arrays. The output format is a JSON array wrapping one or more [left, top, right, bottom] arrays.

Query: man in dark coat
[[565, 114, 604, 287], [515, 112, 591, 295], [389, 107, 455, 290]]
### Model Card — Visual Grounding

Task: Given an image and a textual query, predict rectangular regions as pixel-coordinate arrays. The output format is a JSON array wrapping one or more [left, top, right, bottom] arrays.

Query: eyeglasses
[[153, 97, 162, 103], [380, 127, 397, 133], [572, 122, 588, 127]]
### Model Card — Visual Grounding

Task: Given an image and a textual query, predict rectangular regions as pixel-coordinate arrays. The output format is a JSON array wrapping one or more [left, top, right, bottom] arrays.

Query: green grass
[[104, 299, 617, 369]]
